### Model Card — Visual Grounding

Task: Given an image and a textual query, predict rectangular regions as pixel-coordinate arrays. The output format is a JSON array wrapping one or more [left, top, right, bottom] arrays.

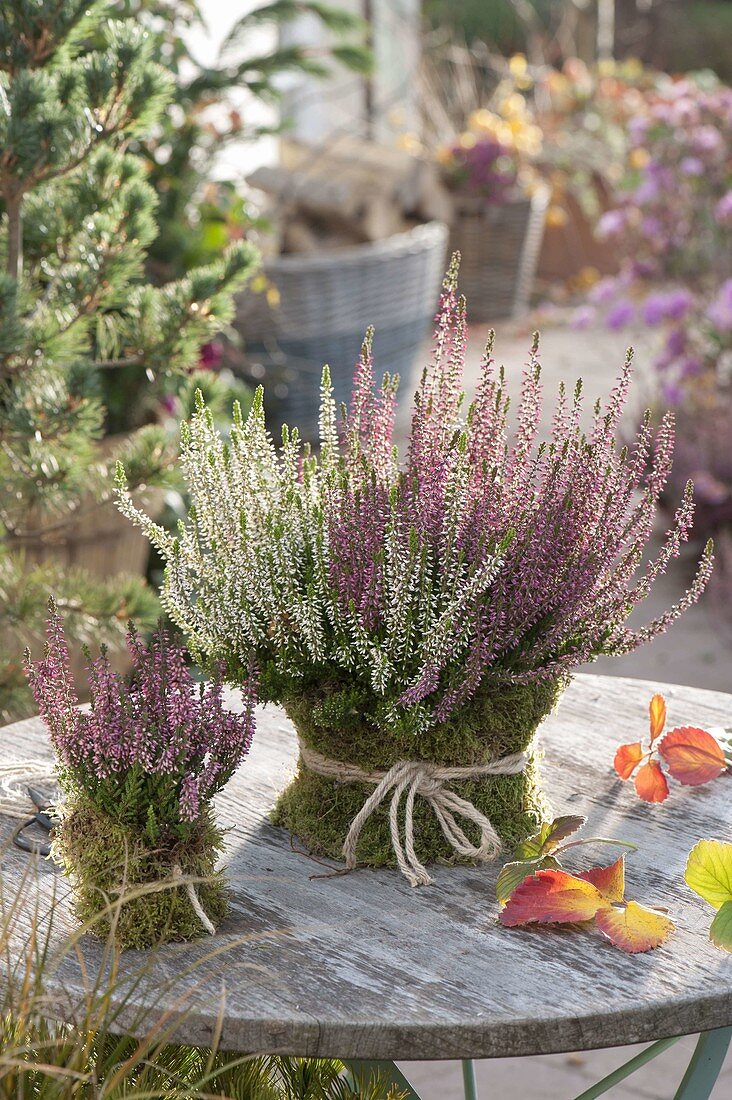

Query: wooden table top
[[2, 674, 732, 1061]]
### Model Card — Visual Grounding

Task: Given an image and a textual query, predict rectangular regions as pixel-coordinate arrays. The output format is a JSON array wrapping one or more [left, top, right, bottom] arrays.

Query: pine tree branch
[[5, 191, 22, 280]]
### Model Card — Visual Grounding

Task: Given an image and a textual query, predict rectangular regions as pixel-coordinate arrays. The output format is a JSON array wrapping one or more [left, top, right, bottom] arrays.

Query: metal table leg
[[461, 1059, 478, 1100], [674, 1027, 732, 1100]]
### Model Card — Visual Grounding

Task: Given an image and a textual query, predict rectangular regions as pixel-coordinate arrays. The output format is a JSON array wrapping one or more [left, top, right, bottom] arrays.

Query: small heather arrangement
[[441, 135, 520, 203], [117, 259, 712, 881], [25, 605, 255, 948], [438, 97, 541, 203]]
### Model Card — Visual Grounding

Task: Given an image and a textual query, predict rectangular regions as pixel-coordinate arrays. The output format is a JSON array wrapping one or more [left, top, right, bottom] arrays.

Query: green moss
[[272, 675, 563, 868], [52, 797, 229, 949]]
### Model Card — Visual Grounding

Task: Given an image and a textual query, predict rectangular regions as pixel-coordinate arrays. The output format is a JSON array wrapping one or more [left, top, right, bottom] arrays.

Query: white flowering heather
[[116, 261, 713, 736]]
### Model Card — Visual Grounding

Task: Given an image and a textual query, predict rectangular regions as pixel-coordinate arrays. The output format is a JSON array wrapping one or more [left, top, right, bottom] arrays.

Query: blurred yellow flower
[[468, 108, 498, 134], [508, 53, 528, 77], [459, 131, 478, 149], [397, 132, 423, 155], [629, 147, 650, 169]]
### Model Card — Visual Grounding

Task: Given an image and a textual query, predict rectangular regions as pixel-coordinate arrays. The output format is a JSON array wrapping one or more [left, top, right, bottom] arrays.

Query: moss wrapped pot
[[119, 258, 712, 887], [25, 611, 255, 948], [273, 676, 562, 880]]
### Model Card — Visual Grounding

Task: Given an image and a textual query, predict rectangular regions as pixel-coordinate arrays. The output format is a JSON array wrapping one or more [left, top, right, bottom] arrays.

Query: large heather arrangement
[[117, 259, 713, 875], [25, 607, 255, 948]]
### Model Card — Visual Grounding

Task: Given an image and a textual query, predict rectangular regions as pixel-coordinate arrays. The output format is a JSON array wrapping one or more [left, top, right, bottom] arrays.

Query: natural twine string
[[298, 740, 531, 887], [172, 864, 216, 935], [0, 762, 216, 936], [0, 761, 57, 818]]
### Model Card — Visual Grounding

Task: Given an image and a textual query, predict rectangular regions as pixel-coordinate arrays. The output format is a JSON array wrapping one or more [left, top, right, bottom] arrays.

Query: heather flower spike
[[116, 258, 713, 737], [25, 602, 256, 836]]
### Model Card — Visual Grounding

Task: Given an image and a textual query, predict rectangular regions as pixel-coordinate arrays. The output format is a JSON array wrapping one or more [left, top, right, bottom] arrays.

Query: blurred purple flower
[[589, 276, 621, 304], [640, 215, 663, 241], [715, 191, 732, 226], [692, 126, 722, 153], [661, 380, 683, 405], [707, 279, 732, 332], [665, 326, 687, 357], [680, 356, 703, 378], [199, 341, 224, 371], [680, 156, 704, 176], [606, 300, 636, 330], [596, 210, 626, 238], [642, 293, 670, 326], [570, 305, 595, 330]]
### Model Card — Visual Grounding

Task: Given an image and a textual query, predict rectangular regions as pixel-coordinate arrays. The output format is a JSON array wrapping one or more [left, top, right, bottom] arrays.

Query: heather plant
[[117, 258, 713, 877], [24, 605, 256, 948]]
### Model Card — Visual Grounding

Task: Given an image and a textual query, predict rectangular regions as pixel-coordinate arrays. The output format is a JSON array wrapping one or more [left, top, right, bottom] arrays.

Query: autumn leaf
[[658, 727, 727, 786], [577, 855, 625, 903], [685, 839, 732, 910], [709, 901, 732, 952], [496, 856, 558, 907], [614, 741, 644, 780], [499, 869, 611, 927], [634, 760, 669, 803], [595, 901, 675, 953], [649, 694, 667, 742]]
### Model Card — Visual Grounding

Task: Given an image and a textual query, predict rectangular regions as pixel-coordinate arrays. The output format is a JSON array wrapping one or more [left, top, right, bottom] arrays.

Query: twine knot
[[298, 741, 531, 887]]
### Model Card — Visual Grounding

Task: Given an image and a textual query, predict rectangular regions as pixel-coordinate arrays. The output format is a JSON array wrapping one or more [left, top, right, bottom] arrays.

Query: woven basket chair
[[236, 221, 448, 440], [448, 185, 549, 324]]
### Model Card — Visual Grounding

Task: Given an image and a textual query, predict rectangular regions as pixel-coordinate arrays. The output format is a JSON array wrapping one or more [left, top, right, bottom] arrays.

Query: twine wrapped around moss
[[273, 675, 563, 874], [299, 741, 532, 886], [52, 797, 229, 950]]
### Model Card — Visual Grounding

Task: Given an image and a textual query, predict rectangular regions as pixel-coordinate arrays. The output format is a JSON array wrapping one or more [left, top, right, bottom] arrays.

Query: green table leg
[[461, 1059, 478, 1100], [674, 1027, 732, 1100], [572, 1036, 682, 1100], [345, 1059, 424, 1099]]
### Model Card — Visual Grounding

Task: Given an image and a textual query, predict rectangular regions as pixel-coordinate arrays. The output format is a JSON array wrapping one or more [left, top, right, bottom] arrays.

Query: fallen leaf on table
[[658, 727, 728, 786], [595, 900, 675, 953]]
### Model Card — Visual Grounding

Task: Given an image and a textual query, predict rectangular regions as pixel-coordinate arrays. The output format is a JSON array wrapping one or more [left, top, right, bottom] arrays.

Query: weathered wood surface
[[1, 674, 732, 1060]]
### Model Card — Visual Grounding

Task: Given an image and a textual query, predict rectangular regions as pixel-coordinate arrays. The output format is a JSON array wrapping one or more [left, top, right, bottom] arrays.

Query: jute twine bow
[[299, 741, 531, 887]]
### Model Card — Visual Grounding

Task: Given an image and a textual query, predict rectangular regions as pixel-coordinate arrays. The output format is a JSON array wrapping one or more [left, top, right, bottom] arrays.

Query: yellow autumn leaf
[[595, 901, 675, 953], [685, 839, 732, 910]]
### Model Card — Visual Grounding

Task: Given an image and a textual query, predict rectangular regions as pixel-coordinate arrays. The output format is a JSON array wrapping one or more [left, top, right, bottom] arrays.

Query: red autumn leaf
[[577, 855, 626, 903], [649, 694, 667, 742], [614, 741, 644, 780], [595, 901, 675, 953], [634, 760, 669, 803], [499, 869, 610, 928], [658, 726, 727, 787]]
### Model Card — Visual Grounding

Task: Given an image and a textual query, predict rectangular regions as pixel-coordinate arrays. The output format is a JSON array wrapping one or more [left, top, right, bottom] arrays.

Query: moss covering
[[52, 798, 229, 949], [272, 674, 564, 868]]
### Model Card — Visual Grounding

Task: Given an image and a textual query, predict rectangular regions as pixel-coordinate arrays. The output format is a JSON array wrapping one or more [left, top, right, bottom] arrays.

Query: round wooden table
[[3, 674, 732, 1100]]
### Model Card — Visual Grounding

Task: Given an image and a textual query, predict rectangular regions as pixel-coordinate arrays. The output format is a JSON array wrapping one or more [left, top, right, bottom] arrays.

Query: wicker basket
[[448, 186, 549, 324], [236, 221, 448, 439]]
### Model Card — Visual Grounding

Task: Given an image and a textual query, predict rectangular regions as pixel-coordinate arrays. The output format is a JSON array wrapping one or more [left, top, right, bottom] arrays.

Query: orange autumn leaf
[[577, 855, 626, 903], [649, 693, 667, 742], [595, 900, 675, 953], [499, 869, 610, 927], [614, 741, 644, 780], [634, 759, 669, 803], [658, 726, 727, 787]]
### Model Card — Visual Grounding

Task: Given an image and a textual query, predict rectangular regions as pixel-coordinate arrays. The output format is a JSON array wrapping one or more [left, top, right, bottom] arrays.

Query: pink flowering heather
[[25, 606, 256, 838], [117, 259, 713, 737]]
